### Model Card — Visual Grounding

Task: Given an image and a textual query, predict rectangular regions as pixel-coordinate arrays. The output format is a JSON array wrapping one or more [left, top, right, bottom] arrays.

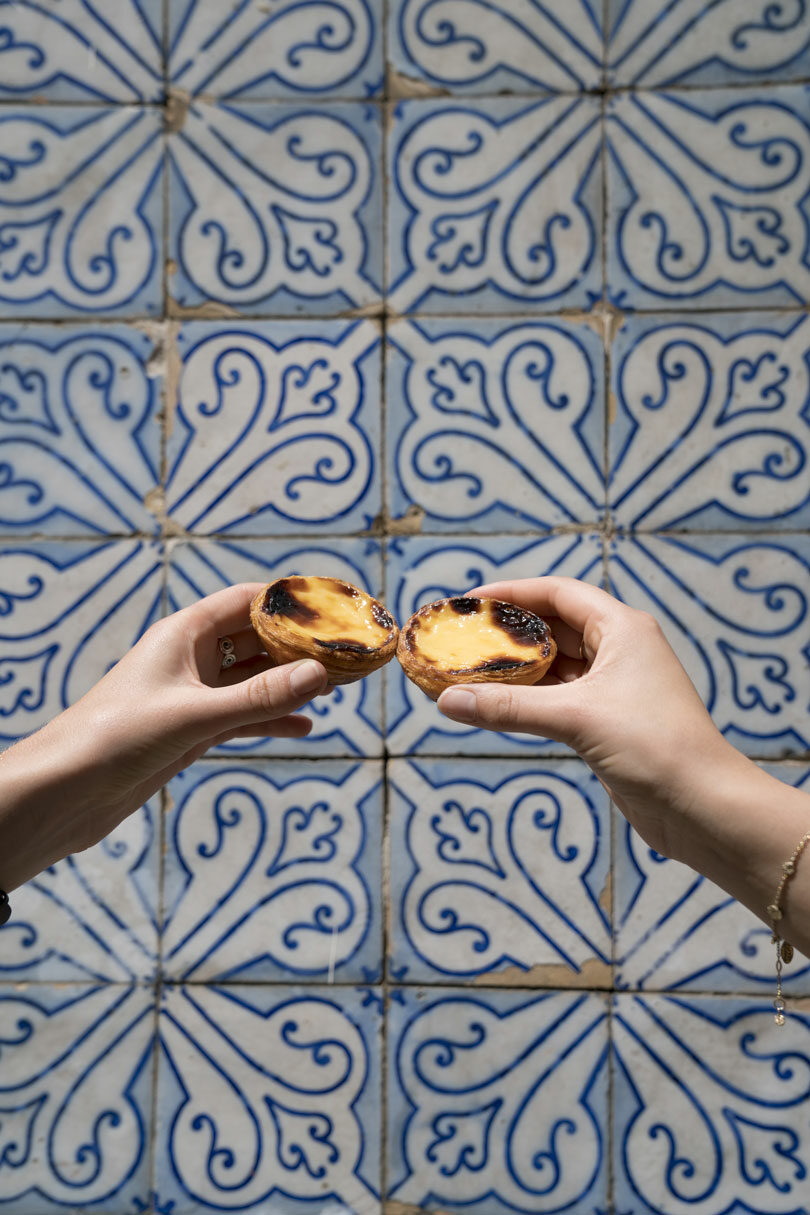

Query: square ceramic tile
[[387, 316, 606, 531], [606, 86, 810, 309], [388, 758, 612, 985], [166, 537, 385, 756], [167, 101, 382, 314], [0, 983, 156, 1214], [0, 324, 161, 535], [388, 0, 604, 94], [161, 759, 383, 983], [615, 764, 810, 994], [607, 533, 810, 758], [608, 0, 810, 87], [155, 983, 382, 1214], [0, 539, 163, 747], [168, 0, 383, 99], [0, 107, 164, 317], [0, 0, 163, 101], [609, 312, 810, 532], [388, 95, 603, 314], [613, 992, 810, 1215], [387, 987, 610, 1214], [385, 532, 604, 756], [0, 798, 160, 983], [165, 320, 381, 535]]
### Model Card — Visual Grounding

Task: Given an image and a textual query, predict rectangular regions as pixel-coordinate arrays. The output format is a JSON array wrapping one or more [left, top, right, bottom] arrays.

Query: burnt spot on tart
[[263, 578, 318, 623], [490, 600, 550, 648], [371, 601, 394, 630], [315, 638, 374, 653], [448, 596, 480, 615], [474, 657, 527, 672]]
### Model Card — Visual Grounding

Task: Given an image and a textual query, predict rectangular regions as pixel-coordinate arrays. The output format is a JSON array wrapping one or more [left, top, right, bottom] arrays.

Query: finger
[[174, 582, 267, 638], [220, 625, 268, 664], [542, 615, 583, 660], [217, 654, 275, 686], [465, 577, 623, 647], [437, 679, 585, 745], [194, 657, 329, 733], [548, 654, 587, 683]]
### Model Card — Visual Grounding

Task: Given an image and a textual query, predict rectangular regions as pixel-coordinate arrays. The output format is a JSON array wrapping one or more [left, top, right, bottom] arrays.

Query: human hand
[[436, 577, 741, 862], [0, 583, 330, 886]]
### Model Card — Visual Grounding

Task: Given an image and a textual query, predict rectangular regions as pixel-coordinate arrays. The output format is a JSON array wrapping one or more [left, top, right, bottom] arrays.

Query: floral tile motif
[[607, 533, 810, 758], [0, 0, 163, 102], [387, 316, 605, 531], [607, 0, 810, 87], [609, 312, 810, 532], [0, 324, 161, 535], [606, 86, 810, 309], [615, 764, 810, 994], [0, 800, 160, 984], [161, 759, 383, 984], [165, 321, 381, 536], [166, 537, 384, 756], [0, 107, 163, 317], [387, 987, 610, 1214], [613, 992, 810, 1215], [0, 539, 163, 747], [168, 0, 383, 99], [388, 95, 602, 314], [388, 758, 611, 985], [155, 983, 382, 1214], [385, 532, 604, 757], [168, 101, 381, 314], [389, 0, 604, 94], [0, 983, 155, 1214]]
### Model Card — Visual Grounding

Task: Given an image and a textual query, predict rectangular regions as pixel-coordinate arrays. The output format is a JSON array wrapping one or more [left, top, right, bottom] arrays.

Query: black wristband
[[0, 889, 10, 926]]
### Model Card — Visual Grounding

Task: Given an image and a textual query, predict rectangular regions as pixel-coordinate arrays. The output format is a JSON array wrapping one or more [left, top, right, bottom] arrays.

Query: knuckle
[[245, 672, 279, 717], [485, 685, 521, 732]]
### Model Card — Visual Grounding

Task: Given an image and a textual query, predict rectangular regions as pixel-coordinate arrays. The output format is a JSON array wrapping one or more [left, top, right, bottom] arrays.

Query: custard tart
[[397, 596, 556, 700], [250, 575, 398, 684]]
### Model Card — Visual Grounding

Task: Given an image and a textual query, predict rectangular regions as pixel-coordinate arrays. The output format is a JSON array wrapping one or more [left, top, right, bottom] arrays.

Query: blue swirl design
[[426, 355, 494, 421], [426, 201, 496, 273], [0, 1094, 45, 1168], [414, 11, 486, 63], [414, 1019, 488, 1082], [272, 205, 343, 276], [281, 885, 355, 950], [718, 352, 790, 423], [0, 211, 60, 282], [265, 1098, 338, 1177], [0, 137, 45, 183], [197, 792, 244, 860], [285, 131, 357, 195], [286, 14, 357, 68], [430, 800, 504, 876], [413, 128, 485, 192], [714, 197, 790, 266], [426, 1100, 501, 1175], [530, 1117, 578, 1194], [279, 1015, 352, 1079], [0, 573, 43, 616], [199, 218, 258, 289], [190, 1108, 259, 1190], [731, 1, 807, 49], [277, 359, 341, 424], [0, 645, 57, 716], [725, 1108, 805, 1191], [0, 1014, 34, 1055], [718, 640, 795, 713], [0, 364, 54, 431], [267, 801, 343, 873], [0, 26, 45, 71]]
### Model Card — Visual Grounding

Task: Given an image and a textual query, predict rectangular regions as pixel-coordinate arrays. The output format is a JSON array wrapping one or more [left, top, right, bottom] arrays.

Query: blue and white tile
[[0, 324, 161, 535], [609, 312, 810, 532], [166, 538, 384, 756], [388, 758, 611, 985], [0, 983, 155, 1214], [385, 533, 604, 757], [168, 0, 383, 99], [606, 86, 810, 310], [168, 101, 381, 314], [165, 320, 381, 536], [608, 0, 810, 88], [155, 983, 381, 1214], [607, 533, 810, 757], [388, 316, 605, 531], [613, 992, 810, 1215], [0, 798, 160, 984], [616, 765, 810, 994], [387, 987, 610, 1214], [388, 95, 603, 314], [0, 0, 163, 101], [0, 539, 163, 747], [161, 760, 382, 983], [389, 0, 604, 94], [0, 107, 163, 317]]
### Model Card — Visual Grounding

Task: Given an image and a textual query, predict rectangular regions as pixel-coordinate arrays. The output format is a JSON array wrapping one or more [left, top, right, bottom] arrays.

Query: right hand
[[436, 577, 740, 862]]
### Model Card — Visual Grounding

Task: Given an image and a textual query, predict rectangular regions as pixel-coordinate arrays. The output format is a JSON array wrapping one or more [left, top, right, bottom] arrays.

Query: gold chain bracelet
[[767, 831, 810, 1026]]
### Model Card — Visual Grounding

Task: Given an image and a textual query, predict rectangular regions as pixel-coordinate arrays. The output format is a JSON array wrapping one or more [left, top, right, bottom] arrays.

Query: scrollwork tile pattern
[[2, 3, 810, 1213]]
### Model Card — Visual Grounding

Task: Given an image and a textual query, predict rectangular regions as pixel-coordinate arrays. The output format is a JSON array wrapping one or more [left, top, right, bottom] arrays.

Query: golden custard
[[397, 596, 557, 700], [250, 575, 399, 685]]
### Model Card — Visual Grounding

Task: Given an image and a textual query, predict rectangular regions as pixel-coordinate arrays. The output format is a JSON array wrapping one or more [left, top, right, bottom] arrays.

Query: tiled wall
[[1, 3, 809, 1213]]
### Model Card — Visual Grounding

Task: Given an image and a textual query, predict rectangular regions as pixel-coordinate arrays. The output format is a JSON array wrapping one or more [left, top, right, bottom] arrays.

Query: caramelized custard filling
[[414, 599, 546, 670], [263, 576, 393, 650]]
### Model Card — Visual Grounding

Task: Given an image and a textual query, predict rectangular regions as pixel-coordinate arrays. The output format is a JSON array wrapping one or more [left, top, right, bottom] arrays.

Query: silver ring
[[219, 636, 236, 668]]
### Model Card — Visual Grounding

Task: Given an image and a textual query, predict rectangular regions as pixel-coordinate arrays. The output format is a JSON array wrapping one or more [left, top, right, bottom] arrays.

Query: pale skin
[[1, 577, 808, 963]]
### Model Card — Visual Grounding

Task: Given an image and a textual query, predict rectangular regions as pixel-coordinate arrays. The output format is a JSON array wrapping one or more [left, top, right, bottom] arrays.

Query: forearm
[[664, 743, 810, 957]]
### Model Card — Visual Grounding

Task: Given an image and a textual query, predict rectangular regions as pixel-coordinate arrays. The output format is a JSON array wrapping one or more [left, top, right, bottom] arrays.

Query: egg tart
[[397, 596, 557, 700], [250, 575, 398, 685]]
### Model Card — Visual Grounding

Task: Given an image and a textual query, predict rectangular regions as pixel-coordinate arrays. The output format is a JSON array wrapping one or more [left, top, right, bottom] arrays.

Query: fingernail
[[439, 687, 477, 723], [290, 660, 325, 696]]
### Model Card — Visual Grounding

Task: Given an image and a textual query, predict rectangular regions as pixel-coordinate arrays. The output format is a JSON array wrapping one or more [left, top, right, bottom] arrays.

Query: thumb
[[437, 681, 585, 746], [197, 658, 329, 734]]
